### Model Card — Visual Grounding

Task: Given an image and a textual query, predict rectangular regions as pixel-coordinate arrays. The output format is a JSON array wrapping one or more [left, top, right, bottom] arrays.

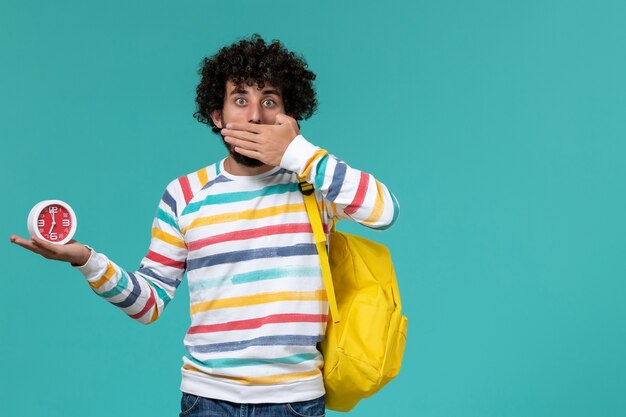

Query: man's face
[[211, 80, 285, 167]]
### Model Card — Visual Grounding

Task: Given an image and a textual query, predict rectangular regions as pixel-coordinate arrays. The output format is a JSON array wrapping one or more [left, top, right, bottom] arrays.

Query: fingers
[[221, 128, 260, 144], [10, 234, 37, 250], [10, 234, 57, 258], [10, 234, 81, 263], [224, 114, 295, 132], [222, 116, 296, 139], [224, 122, 263, 134]]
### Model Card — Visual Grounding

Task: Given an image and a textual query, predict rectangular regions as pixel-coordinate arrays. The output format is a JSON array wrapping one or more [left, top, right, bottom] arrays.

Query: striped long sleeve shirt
[[76, 135, 399, 404]]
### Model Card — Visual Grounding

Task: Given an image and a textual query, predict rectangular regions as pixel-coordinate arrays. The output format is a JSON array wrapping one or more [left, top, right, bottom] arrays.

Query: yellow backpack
[[299, 180, 408, 412]]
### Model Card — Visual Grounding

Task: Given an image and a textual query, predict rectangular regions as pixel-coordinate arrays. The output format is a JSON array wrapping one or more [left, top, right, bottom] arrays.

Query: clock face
[[37, 204, 73, 243], [27, 200, 77, 245]]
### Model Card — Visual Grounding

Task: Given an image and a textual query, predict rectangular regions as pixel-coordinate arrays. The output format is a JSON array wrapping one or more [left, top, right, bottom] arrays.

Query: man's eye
[[235, 98, 246, 105], [263, 99, 276, 107]]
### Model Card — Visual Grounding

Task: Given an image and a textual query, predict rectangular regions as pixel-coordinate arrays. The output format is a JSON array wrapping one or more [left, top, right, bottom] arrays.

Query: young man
[[10, 35, 399, 416]]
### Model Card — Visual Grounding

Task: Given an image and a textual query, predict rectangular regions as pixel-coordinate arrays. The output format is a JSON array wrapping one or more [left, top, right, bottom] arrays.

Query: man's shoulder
[[164, 160, 223, 204]]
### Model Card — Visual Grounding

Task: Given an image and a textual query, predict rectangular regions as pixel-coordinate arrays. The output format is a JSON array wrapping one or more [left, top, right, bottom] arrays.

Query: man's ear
[[210, 110, 223, 128]]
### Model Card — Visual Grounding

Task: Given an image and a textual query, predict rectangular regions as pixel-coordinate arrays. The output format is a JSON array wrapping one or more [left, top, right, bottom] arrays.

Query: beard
[[221, 137, 264, 168], [220, 116, 264, 168]]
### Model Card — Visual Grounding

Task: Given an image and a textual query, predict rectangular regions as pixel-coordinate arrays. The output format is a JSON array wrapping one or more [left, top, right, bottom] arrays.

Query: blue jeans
[[179, 392, 325, 417]]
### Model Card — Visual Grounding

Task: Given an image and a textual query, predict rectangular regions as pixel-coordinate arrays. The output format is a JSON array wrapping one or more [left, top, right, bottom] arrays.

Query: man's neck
[[223, 156, 274, 177]]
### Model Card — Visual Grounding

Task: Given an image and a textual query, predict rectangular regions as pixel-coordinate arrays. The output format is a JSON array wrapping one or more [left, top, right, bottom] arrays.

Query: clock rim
[[27, 199, 77, 245]]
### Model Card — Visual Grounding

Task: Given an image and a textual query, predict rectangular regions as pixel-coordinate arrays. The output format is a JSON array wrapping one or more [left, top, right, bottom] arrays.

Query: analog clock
[[27, 200, 77, 245]]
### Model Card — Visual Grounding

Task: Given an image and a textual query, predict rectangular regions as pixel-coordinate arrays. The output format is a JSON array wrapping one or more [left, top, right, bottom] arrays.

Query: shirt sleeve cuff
[[74, 248, 109, 282], [279, 134, 321, 174]]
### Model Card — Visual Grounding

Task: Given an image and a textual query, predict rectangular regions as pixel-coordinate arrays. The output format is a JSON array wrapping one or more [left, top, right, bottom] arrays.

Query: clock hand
[[48, 211, 56, 234]]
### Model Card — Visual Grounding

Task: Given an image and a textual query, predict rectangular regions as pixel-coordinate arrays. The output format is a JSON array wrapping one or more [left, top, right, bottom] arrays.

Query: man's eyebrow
[[229, 86, 248, 95], [261, 89, 281, 96], [228, 86, 282, 96]]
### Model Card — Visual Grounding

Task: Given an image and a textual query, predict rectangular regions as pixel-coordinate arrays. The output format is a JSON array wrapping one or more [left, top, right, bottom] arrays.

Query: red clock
[[27, 200, 77, 245]]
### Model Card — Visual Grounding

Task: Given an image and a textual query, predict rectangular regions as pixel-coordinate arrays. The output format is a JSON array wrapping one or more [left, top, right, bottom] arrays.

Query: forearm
[[75, 244, 183, 324], [281, 135, 399, 229]]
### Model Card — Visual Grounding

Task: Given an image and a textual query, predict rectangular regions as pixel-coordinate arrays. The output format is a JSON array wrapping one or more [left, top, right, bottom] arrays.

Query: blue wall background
[[2, 1, 625, 416]]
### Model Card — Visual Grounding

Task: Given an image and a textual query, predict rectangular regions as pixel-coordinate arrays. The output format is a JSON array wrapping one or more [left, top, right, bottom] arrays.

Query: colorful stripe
[[326, 162, 347, 201], [161, 189, 177, 216], [186, 334, 324, 354], [152, 228, 186, 248], [146, 279, 172, 304], [181, 203, 305, 234], [362, 179, 386, 225], [231, 265, 320, 285], [301, 149, 329, 179], [190, 352, 320, 369], [138, 267, 180, 288], [111, 271, 141, 308], [186, 244, 317, 272], [314, 154, 329, 190], [182, 183, 300, 216], [196, 167, 209, 188], [146, 250, 185, 270], [187, 313, 328, 334], [188, 266, 320, 293], [344, 172, 369, 215], [202, 175, 231, 191], [129, 287, 156, 320], [179, 175, 193, 204], [99, 269, 129, 299], [190, 290, 327, 315], [157, 208, 180, 232], [89, 262, 116, 289], [182, 364, 320, 385], [187, 223, 312, 251], [370, 192, 400, 231]]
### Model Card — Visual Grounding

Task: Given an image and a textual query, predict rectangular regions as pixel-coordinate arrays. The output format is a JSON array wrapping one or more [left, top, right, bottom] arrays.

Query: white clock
[[27, 200, 77, 245]]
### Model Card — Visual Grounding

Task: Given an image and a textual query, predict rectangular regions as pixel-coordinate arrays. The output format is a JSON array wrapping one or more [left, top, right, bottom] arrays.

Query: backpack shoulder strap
[[297, 175, 341, 325]]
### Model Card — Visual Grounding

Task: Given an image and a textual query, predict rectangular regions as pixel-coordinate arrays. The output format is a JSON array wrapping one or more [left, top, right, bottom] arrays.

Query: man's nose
[[248, 103, 263, 124]]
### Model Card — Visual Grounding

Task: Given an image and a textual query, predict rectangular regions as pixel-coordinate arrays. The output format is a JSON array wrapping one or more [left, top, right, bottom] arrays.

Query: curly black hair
[[194, 34, 317, 133]]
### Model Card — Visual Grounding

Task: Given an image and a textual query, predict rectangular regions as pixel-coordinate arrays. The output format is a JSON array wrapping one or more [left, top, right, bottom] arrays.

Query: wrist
[[279, 135, 321, 173], [71, 245, 92, 267]]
